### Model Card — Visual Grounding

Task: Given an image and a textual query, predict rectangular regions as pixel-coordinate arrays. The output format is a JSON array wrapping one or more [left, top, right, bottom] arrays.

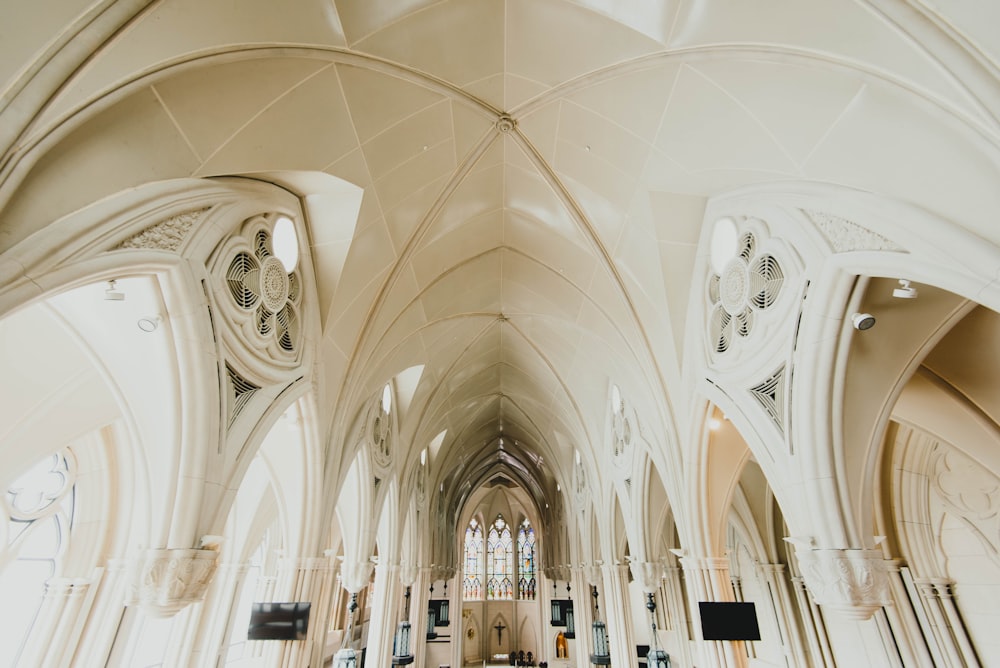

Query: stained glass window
[[463, 518, 483, 600], [486, 514, 513, 600], [517, 518, 536, 599]]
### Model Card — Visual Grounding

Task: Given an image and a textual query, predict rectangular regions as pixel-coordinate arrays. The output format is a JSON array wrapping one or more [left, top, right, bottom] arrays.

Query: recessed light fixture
[[851, 313, 876, 331], [104, 280, 125, 301], [708, 418, 722, 431], [892, 279, 918, 299]]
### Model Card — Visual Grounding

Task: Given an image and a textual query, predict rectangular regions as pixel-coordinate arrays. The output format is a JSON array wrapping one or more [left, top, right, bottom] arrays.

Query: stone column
[[599, 563, 633, 668], [661, 566, 693, 668], [571, 566, 596, 668], [914, 579, 980, 668], [790, 576, 833, 667], [882, 562, 934, 668], [680, 555, 748, 668], [74, 561, 130, 664], [758, 563, 808, 668], [17, 577, 92, 667], [366, 561, 401, 668], [187, 560, 250, 667], [267, 556, 334, 668]]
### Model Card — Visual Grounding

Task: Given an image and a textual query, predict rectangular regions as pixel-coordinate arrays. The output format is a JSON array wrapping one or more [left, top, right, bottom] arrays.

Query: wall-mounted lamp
[[851, 313, 876, 331], [892, 279, 918, 299]]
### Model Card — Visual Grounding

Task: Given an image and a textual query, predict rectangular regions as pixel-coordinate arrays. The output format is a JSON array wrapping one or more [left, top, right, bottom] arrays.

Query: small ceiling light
[[851, 312, 876, 331], [708, 418, 722, 431], [137, 315, 161, 332], [104, 280, 125, 301], [892, 279, 918, 299]]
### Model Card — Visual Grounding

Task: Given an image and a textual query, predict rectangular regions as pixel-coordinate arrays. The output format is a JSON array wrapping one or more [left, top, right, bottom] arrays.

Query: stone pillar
[[758, 563, 808, 668], [661, 566, 693, 668], [681, 555, 748, 668], [267, 556, 334, 668], [571, 566, 596, 668], [790, 576, 833, 667], [914, 579, 980, 668], [882, 562, 934, 668], [187, 560, 250, 667], [366, 561, 401, 668], [74, 561, 130, 664], [600, 563, 633, 668], [17, 577, 92, 667]]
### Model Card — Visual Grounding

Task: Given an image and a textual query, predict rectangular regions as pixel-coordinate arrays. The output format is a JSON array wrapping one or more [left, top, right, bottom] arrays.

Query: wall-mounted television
[[698, 602, 760, 641], [248, 602, 311, 640]]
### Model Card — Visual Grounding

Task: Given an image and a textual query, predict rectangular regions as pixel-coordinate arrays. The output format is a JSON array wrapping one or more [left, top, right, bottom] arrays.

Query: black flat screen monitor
[[698, 601, 760, 641], [248, 602, 311, 640]]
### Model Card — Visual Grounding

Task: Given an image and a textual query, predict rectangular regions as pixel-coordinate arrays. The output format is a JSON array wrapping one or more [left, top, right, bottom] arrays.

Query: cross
[[494, 621, 506, 645]]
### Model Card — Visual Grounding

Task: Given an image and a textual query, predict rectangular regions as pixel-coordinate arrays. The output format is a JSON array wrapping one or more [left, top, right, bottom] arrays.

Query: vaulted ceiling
[[3, 0, 1000, 544]]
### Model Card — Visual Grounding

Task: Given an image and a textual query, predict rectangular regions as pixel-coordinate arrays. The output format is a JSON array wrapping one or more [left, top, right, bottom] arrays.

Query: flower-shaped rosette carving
[[370, 401, 392, 470], [226, 229, 301, 357], [707, 232, 783, 355]]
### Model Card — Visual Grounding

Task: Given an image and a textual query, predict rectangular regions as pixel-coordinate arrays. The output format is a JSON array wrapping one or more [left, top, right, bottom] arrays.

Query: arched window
[[0, 448, 77, 666], [486, 514, 513, 600], [517, 518, 536, 599], [463, 518, 483, 600]]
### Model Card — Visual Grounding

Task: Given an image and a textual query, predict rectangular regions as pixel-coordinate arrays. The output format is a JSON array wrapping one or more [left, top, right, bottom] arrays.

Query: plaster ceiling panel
[[667, 0, 970, 110], [43, 0, 347, 125], [504, 74, 551, 111], [502, 163, 593, 249], [920, 0, 1000, 73], [639, 147, 704, 196], [351, 0, 505, 88], [613, 198, 670, 314], [560, 64, 680, 145], [654, 65, 801, 176], [922, 306, 1000, 423], [0, 0, 96, 90], [364, 265, 425, 347], [329, 266, 389, 358], [360, 100, 454, 180], [452, 101, 498, 159], [552, 147, 635, 244], [516, 101, 561, 165], [325, 150, 377, 218], [460, 74, 506, 113], [0, 89, 201, 250], [334, 0, 435, 44], [569, 0, 680, 45], [511, 315, 585, 378], [648, 191, 707, 245], [418, 161, 505, 247], [502, 252, 586, 320], [152, 59, 329, 162], [556, 101, 651, 180], [337, 65, 448, 143], [803, 85, 1000, 242], [574, 276, 634, 351], [418, 254, 503, 321], [503, 210, 598, 290], [384, 174, 452, 254], [505, 0, 662, 88], [196, 67, 359, 176], [690, 59, 866, 167], [411, 211, 504, 288], [371, 138, 457, 212]]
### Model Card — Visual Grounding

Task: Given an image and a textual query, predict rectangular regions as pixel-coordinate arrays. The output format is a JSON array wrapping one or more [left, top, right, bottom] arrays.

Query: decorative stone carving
[[116, 208, 208, 251], [749, 364, 786, 435], [125, 548, 220, 617], [496, 114, 516, 134], [794, 548, 891, 620], [340, 560, 375, 593], [628, 560, 664, 594], [802, 209, 903, 253]]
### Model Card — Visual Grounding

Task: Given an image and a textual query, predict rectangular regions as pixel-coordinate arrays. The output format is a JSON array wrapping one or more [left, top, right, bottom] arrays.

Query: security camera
[[851, 313, 876, 330], [892, 279, 918, 299]]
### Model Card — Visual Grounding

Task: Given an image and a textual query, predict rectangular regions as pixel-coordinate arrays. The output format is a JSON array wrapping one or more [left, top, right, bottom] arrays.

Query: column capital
[[628, 560, 665, 593], [124, 547, 220, 617], [794, 548, 891, 620]]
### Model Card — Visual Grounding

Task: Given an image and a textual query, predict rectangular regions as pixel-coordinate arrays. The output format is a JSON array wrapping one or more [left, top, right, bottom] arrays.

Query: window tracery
[[517, 518, 536, 599], [463, 518, 483, 600], [487, 514, 513, 600]]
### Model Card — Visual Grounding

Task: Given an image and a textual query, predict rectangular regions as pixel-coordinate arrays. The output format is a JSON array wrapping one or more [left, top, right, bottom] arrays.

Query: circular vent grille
[[707, 231, 783, 355], [225, 222, 302, 356]]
